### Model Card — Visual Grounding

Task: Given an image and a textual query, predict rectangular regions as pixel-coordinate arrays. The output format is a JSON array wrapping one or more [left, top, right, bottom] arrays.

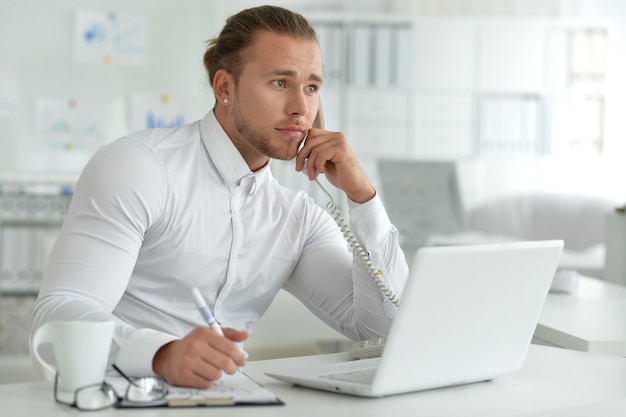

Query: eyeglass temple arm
[[112, 364, 142, 388]]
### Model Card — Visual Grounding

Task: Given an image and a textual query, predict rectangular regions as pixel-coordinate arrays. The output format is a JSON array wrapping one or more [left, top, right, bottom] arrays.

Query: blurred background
[[2, 0, 626, 378]]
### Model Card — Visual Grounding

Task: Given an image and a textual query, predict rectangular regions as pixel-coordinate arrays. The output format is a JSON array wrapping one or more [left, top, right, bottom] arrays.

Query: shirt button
[[357, 222, 365, 229]]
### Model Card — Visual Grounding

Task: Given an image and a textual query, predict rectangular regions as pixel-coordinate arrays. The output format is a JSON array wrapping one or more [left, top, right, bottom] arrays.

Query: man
[[31, 5, 409, 389]]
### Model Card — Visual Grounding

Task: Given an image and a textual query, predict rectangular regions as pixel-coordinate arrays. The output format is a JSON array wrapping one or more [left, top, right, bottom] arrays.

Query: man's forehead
[[244, 31, 322, 69], [268, 68, 323, 83]]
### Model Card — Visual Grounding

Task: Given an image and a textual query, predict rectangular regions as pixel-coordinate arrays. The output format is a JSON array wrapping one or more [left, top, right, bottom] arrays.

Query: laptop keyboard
[[322, 368, 377, 384]]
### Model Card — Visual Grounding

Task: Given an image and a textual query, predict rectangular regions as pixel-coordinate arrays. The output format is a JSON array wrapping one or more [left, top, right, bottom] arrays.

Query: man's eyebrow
[[271, 69, 323, 83], [310, 74, 324, 83]]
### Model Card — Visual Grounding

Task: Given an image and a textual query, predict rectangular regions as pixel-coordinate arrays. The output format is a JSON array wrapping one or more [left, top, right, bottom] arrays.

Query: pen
[[191, 287, 224, 336]]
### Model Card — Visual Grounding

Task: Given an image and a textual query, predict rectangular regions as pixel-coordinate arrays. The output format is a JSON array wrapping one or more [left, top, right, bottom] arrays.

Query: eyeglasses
[[54, 367, 169, 411], [114, 364, 169, 404], [54, 373, 118, 411]]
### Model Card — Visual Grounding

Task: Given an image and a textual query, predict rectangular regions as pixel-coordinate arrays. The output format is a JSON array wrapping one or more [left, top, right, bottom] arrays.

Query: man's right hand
[[152, 327, 248, 388]]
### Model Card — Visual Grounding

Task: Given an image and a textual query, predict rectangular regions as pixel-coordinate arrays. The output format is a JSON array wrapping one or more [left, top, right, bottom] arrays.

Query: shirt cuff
[[348, 193, 393, 244], [114, 328, 178, 377]]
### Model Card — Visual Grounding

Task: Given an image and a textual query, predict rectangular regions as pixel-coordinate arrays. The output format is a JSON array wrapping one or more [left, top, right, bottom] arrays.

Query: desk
[[520, 398, 626, 417], [1, 345, 626, 416], [535, 275, 626, 356]]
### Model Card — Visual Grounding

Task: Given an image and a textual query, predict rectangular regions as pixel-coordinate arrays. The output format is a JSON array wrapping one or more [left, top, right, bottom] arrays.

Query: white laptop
[[266, 240, 564, 397]]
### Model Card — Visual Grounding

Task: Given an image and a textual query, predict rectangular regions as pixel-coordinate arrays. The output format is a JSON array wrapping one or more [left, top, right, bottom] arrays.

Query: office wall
[[214, 0, 626, 207], [0, 0, 332, 176], [3, 0, 626, 202], [0, 0, 216, 174], [1, 0, 624, 363], [400, 0, 626, 206]]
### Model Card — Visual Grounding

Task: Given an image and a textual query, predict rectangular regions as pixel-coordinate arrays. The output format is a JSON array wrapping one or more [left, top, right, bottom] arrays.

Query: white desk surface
[[2, 344, 626, 416], [536, 275, 626, 356], [520, 398, 626, 417]]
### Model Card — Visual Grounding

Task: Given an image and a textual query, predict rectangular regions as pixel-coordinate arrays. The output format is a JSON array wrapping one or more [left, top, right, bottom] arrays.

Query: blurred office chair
[[468, 192, 619, 278]]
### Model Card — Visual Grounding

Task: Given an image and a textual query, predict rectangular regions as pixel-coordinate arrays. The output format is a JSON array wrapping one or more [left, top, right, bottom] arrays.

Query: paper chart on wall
[[73, 9, 146, 66], [129, 93, 204, 132], [34, 97, 108, 152]]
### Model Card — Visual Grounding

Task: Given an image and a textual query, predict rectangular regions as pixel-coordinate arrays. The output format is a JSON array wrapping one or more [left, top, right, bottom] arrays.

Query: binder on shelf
[[374, 26, 392, 88], [479, 95, 541, 154], [351, 25, 372, 87], [316, 23, 344, 86], [394, 26, 413, 88], [0, 179, 73, 293]]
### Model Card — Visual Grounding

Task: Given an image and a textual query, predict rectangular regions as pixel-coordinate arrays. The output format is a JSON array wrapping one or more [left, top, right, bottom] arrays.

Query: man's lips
[[276, 127, 306, 139]]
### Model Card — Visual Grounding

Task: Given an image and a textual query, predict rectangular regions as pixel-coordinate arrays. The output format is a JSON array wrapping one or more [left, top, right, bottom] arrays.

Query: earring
[[223, 98, 229, 104]]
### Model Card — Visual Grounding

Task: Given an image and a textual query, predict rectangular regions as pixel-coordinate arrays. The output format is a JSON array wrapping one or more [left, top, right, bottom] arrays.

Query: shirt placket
[[214, 175, 256, 323]]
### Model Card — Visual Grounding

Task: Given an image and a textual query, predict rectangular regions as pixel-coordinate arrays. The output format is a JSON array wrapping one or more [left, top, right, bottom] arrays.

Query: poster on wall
[[129, 93, 203, 132], [34, 97, 108, 153], [73, 9, 146, 66]]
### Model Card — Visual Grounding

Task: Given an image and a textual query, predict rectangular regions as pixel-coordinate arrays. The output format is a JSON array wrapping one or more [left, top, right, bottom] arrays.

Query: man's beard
[[232, 103, 300, 161]]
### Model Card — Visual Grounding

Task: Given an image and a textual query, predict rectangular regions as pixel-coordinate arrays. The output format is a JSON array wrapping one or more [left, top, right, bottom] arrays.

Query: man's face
[[228, 31, 323, 167]]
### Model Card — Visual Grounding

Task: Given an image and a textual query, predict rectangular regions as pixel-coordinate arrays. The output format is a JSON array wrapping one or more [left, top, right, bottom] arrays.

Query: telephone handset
[[299, 105, 400, 308]]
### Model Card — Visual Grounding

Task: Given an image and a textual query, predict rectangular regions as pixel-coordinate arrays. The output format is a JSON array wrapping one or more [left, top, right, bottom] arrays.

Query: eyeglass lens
[[113, 364, 168, 403], [54, 373, 118, 411], [75, 383, 119, 411], [126, 377, 169, 402], [54, 368, 169, 410]]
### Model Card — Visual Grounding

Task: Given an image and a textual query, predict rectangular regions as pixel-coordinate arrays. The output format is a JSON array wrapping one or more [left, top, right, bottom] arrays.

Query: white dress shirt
[[32, 110, 408, 377]]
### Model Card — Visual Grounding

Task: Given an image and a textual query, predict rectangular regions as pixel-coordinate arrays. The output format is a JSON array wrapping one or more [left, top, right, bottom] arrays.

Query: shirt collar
[[199, 110, 273, 188]]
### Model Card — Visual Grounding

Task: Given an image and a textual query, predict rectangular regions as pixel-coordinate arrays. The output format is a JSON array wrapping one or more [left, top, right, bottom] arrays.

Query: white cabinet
[[346, 90, 409, 121], [415, 125, 474, 158], [412, 20, 476, 159], [410, 17, 613, 159], [414, 20, 475, 91], [346, 89, 410, 158], [413, 93, 475, 158], [295, 15, 415, 192], [294, 16, 613, 176], [478, 24, 547, 93], [351, 125, 409, 156], [416, 95, 473, 121]]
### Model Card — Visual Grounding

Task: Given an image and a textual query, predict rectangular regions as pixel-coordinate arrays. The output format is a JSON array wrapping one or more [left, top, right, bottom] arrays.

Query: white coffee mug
[[32, 320, 114, 396]]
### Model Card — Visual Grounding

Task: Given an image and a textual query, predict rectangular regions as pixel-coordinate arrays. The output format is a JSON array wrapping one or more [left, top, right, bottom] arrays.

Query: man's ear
[[213, 69, 233, 104]]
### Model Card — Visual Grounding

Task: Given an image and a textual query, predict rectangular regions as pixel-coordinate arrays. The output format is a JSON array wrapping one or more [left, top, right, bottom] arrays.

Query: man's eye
[[272, 80, 286, 88], [306, 85, 317, 93]]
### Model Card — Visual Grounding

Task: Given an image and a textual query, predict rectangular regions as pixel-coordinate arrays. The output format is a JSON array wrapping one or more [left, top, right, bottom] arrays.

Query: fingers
[[296, 129, 348, 176], [153, 327, 249, 388], [223, 327, 250, 344], [295, 128, 375, 203]]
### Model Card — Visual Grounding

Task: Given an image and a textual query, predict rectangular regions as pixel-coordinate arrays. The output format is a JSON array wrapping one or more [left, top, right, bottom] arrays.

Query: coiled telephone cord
[[314, 178, 400, 307]]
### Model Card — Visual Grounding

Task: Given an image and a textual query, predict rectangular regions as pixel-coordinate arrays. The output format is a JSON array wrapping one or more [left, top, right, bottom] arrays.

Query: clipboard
[[107, 370, 283, 408]]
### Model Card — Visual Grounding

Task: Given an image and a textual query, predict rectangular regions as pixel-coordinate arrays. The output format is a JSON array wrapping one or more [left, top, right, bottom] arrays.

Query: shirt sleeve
[[283, 193, 409, 342], [31, 137, 175, 377]]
